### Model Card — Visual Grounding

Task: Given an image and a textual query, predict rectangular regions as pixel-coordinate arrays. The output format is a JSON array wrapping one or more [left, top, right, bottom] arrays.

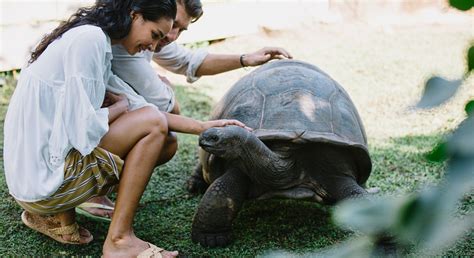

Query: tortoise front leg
[[191, 168, 250, 247]]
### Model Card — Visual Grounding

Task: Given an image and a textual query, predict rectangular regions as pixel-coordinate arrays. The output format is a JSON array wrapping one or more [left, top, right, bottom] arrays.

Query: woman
[[3, 0, 248, 257]]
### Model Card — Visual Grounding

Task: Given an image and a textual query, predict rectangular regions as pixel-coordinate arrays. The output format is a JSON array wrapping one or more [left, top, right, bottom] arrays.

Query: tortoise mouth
[[199, 144, 226, 156]]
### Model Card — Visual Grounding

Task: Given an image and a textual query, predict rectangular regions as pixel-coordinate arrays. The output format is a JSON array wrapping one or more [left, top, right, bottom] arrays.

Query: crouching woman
[[3, 0, 247, 257]]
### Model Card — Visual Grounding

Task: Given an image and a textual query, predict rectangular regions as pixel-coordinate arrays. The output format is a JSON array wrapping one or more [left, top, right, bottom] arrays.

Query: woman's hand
[[102, 91, 128, 109], [202, 119, 252, 132], [104, 91, 129, 123], [164, 113, 252, 135]]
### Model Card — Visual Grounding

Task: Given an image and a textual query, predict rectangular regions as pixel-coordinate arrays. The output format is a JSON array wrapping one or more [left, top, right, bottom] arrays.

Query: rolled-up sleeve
[[152, 42, 208, 83], [106, 73, 155, 111]]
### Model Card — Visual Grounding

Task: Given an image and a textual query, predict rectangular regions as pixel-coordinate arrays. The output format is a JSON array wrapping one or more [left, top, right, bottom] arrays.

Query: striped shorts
[[16, 147, 124, 215]]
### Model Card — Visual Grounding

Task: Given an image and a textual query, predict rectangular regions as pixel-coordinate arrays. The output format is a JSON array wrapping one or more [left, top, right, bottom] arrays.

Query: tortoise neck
[[237, 135, 297, 189]]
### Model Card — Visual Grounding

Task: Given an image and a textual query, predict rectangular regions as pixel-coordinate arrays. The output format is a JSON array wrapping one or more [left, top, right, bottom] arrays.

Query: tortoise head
[[199, 125, 252, 159]]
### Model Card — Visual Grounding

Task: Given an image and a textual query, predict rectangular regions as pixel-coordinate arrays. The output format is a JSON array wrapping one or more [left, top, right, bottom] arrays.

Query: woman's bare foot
[[60, 225, 93, 244], [102, 233, 178, 258]]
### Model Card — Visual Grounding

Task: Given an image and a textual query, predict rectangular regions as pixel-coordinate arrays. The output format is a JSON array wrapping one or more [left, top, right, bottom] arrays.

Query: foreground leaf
[[421, 214, 474, 253], [445, 156, 474, 196], [449, 0, 474, 11], [465, 100, 474, 116], [396, 188, 451, 246], [447, 115, 474, 157], [426, 141, 448, 162], [416, 76, 462, 108], [260, 237, 374, 258], [333, 196, 403, 235], [468, 45, 474, 72]]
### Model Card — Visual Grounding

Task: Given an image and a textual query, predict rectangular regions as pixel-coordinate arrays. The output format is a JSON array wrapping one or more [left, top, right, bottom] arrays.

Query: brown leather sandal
[[21, 211, 93, 244]]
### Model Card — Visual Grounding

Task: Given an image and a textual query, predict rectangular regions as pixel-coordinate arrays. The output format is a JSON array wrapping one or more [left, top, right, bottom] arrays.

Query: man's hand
[[242, 47, 293, 67]]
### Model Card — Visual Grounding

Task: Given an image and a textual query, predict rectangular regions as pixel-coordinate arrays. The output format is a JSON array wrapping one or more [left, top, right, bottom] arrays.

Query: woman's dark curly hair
[[29, 0, 177, 64]]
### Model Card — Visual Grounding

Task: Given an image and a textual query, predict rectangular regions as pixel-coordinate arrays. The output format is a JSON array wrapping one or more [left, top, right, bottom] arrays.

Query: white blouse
[[3, 25, 153, 202]]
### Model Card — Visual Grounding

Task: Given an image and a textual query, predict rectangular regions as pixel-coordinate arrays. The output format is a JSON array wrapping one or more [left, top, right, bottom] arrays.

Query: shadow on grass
[[0, 85, 468, 256]]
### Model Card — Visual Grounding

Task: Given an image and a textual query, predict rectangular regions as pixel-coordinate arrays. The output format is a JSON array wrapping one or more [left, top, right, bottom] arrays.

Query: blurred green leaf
[[419, 158, 474, 252], [393, 154, 474, 251], [426, 141, 448, 162], [258, 250, 296, 258], [468, 45, 474, 73], [396, 189, 445, 245], [445, 157, 474, 195], [449, 0, 474, 11], [447, 116, 474, 157], [333, 197, 403, 235], [261, 237, 375, 258], [416, 76, 462, 109], [422, 214, 474, 253], [466, 100, 474, 116], [314, 237, 374, 258]]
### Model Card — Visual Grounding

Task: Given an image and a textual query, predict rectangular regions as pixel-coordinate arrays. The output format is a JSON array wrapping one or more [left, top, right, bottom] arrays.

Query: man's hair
[[177, 0, 203, 23]]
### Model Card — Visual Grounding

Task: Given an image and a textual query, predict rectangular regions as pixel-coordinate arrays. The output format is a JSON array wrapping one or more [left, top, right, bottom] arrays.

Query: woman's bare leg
[[99, 107, 178, 257], [79, 127, 177, 220]]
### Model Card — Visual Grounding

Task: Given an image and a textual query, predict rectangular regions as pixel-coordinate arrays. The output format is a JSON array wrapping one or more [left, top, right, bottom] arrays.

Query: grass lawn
[[0, 22, 472, 256]]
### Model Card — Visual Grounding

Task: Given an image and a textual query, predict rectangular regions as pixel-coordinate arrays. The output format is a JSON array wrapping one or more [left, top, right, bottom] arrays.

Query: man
[[76, 0, 292, 221]]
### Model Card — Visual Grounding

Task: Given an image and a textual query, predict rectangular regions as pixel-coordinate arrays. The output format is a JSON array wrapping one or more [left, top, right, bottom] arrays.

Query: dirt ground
[[161, 21, 473, 143]]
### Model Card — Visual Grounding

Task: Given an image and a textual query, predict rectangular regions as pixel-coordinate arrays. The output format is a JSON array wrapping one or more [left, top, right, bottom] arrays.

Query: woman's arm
[[164, 113, 251, 135]]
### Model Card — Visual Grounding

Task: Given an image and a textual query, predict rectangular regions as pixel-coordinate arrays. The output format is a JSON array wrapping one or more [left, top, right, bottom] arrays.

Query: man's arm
[[153, 44, 292, 82], [153, 42, 208, 83], [195, 47, 293, 76]]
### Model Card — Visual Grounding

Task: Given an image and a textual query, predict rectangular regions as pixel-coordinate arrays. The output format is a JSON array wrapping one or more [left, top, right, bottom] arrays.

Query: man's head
[[155, 0, 203, 52]]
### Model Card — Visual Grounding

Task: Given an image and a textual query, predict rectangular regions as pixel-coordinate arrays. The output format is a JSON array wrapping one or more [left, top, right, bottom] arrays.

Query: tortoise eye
[[208, 135, 219, 142]]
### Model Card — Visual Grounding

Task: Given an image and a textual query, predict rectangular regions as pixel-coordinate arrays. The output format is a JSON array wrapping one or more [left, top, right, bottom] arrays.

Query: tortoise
[[187, 59, 372, 248]]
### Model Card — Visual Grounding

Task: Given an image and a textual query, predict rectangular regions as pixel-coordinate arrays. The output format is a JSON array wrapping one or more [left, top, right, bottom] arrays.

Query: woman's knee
[[142, 107, 168, 137]]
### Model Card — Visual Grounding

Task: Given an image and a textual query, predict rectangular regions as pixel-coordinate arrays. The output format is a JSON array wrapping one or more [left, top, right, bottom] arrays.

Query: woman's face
[[121, 12, 173, 55]]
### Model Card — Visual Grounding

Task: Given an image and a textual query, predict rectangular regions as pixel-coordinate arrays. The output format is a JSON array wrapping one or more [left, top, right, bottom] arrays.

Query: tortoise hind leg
[[186, 163, 209, 195], [191, 168, 250, 247]]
